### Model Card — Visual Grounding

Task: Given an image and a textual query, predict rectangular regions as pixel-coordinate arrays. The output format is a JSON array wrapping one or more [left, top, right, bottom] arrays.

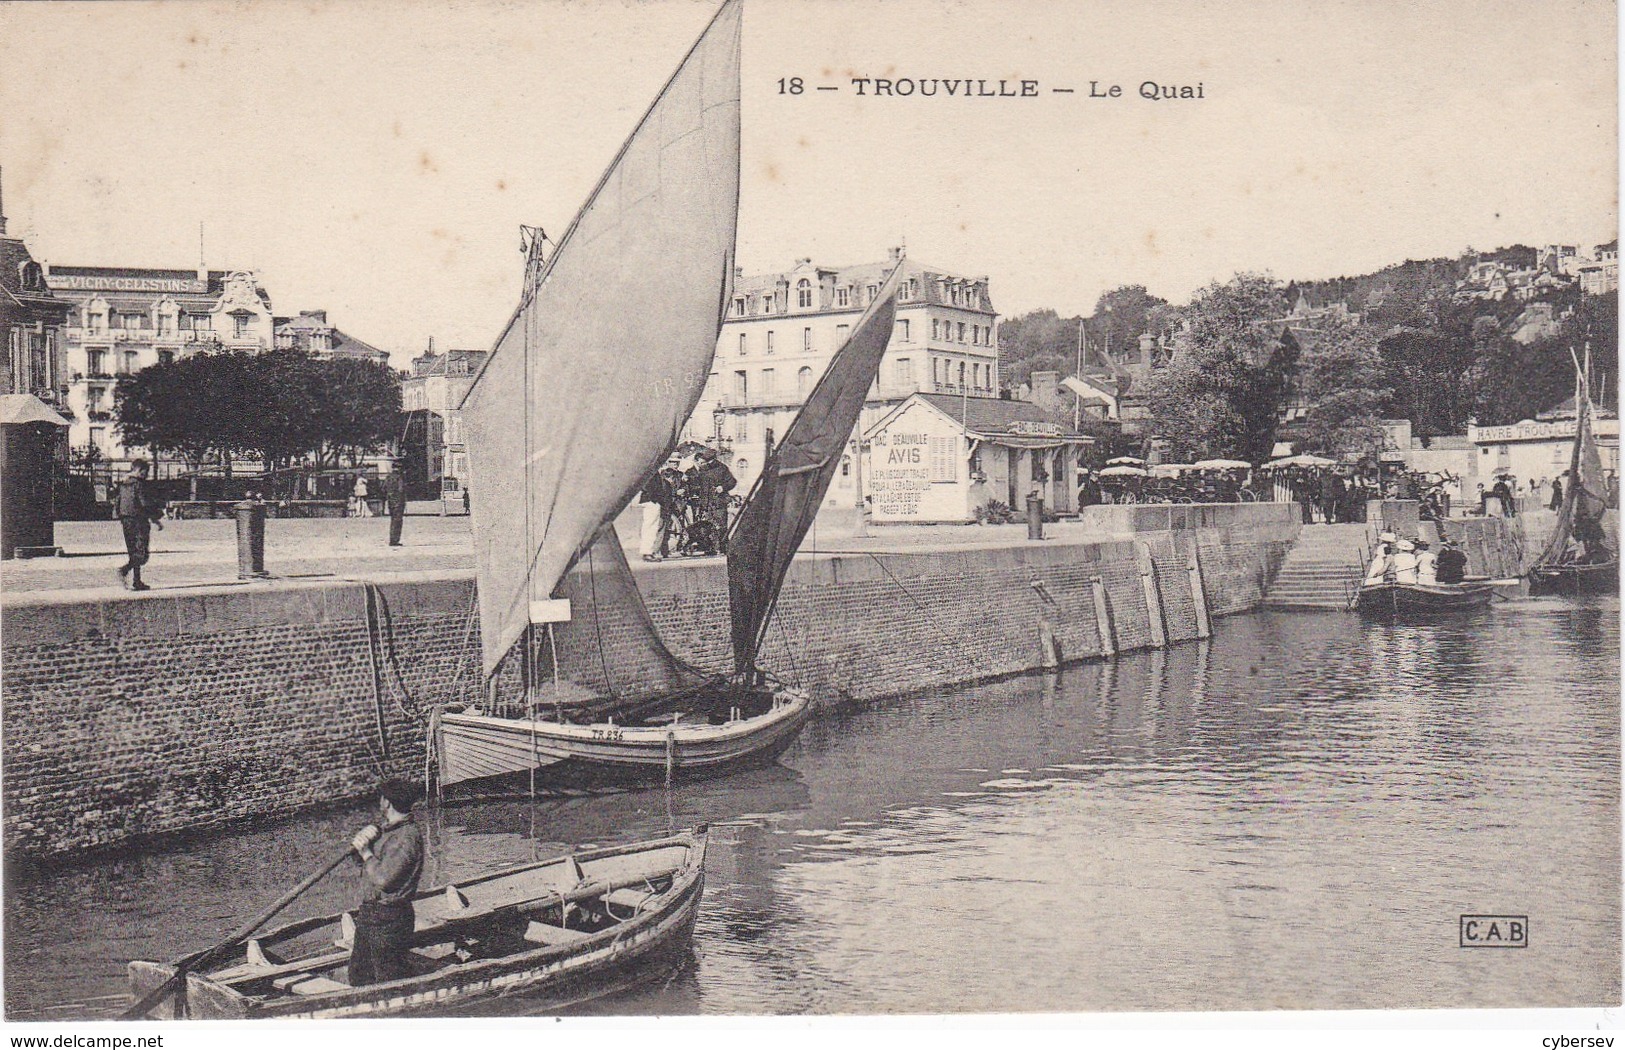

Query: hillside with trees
[[998, 245, 1616, 461]]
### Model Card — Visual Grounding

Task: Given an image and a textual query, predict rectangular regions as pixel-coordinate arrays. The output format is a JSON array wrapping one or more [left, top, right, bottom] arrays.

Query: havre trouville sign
[[778, 77, 1206, 100]]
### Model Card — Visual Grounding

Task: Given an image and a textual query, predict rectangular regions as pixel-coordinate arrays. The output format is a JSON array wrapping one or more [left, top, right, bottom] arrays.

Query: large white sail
[[462, 0, 741, 676]]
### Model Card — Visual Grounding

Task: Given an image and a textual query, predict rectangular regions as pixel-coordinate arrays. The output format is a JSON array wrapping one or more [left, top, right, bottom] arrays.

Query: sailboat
[[433, 0, 899, 790], [1527, 348, 1618, 596]]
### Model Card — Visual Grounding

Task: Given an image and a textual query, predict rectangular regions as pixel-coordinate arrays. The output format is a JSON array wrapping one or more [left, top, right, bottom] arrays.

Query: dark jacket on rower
[[350, 817, 424, 985], [1435, 546, 1468, 585]]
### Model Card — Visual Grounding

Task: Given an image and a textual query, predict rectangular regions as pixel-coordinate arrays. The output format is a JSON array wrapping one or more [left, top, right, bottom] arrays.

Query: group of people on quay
[[1362, 530, 1470, 586], [637, 444, 739, 561], [1472, 470, 1620, 519]]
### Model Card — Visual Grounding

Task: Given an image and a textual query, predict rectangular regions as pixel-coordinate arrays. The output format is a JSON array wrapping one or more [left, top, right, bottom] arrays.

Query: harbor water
[[6, 596, 1618, 1017]]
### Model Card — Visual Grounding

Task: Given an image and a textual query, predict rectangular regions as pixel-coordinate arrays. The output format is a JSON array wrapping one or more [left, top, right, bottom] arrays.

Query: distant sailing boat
[[434, 0, 899, 788], [1527, 347, 1618, 596]]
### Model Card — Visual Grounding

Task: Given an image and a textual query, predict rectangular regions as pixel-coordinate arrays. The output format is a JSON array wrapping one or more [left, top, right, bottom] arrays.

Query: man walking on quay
[[348, 778, 424, 985], [115, 458, 164, 591], [384, 463, 407, 547]]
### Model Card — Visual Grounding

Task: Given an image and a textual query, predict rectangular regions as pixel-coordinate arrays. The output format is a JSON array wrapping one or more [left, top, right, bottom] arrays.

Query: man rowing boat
[[348, 779, 424, 985]]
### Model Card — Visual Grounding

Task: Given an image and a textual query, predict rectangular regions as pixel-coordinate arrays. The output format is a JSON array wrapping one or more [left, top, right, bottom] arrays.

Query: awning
[[974, 433, 1089, 450], [0, 394, 71, 426]]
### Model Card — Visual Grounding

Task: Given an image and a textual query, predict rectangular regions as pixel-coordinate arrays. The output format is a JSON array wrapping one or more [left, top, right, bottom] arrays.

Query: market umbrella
[[1150, 463, 1194, 477], [1193, 458, 1252, 470], [1099, 465, 1148, 477], [1261, 453, 1336, 470]]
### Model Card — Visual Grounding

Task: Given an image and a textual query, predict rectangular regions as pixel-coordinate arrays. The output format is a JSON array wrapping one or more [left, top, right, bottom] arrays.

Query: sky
[[0, 0, 1616, 366]]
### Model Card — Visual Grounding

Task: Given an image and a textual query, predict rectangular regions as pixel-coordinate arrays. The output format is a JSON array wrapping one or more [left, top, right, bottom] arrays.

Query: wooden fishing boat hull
[[1355, 581, 1496, 618], [129, 832, 706, 1020], [1527, 558, 1619, 597], [436, 687, 813, 789]]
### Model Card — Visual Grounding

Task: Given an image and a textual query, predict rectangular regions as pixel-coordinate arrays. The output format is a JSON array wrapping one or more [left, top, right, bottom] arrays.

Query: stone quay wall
[[2, 503, 1299, 859]]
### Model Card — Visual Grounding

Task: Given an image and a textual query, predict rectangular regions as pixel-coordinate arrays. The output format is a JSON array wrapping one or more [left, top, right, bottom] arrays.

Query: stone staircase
[[1263, 523, 1377, 610]]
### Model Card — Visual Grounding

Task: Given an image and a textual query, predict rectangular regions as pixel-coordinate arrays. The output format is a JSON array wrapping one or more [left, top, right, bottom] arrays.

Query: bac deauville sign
[[1459, 914, 1528, 948]]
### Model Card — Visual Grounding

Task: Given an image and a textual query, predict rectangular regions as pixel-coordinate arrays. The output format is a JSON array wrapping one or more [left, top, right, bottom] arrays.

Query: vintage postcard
[[0, 0, 1616, 1043]]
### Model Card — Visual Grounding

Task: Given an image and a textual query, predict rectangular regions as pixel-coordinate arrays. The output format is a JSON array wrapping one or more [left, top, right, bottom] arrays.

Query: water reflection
[[5, 597, 1618, 1016]]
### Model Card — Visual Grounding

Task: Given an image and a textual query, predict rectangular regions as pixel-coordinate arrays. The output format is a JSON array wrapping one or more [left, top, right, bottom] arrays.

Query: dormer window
[[866, 284, 878, 302], [797, 279, 812, 309], [732, 296, 746, 317], [835, 287, 850, 308]]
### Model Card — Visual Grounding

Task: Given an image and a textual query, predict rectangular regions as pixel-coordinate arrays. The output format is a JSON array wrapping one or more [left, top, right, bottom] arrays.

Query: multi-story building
[[274, 309, 390, 364], [0, 182, 71, 403], [399, 346, 488, 500], [44, 264, 275, 460], [684, 247, 999, 500], [1578, 239, 1619, 297]]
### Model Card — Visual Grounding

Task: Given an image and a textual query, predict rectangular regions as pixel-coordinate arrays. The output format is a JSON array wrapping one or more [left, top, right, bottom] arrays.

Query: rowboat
[[436, 687, 813, 788], [1354, 580, 1496, 618], [1528, 557, 1619, 596], [128, 831, 706, 1019]]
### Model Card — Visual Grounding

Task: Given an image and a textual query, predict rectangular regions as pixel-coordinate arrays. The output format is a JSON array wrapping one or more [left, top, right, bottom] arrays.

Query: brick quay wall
[[4, 504, 1298, 860]]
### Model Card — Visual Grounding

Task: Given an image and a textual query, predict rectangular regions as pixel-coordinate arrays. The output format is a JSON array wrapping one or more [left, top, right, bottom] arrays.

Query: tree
[[1085, 285, 1168, 365], [1144, 273, 1296, 463], [1375, 327, 1476, 439], [116, 349, 401, 473], [996, 308, 1079, 390], [1293, 319, 1389, 456]]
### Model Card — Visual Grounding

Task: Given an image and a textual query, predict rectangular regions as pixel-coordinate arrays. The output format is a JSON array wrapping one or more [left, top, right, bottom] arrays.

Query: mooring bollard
[[234, 499, 269, 579], [1026, 495, 1045, 540]]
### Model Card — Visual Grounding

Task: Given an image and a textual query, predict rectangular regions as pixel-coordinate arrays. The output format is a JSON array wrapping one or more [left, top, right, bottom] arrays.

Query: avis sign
[[1459, 914, 1528, 948]]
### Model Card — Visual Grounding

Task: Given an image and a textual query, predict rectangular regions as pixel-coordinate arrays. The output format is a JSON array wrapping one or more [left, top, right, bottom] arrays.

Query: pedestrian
[[384, 465, 407, 547], [1607, 470, 1619, 509], [1549, 475, 1564, 511], [352, 475, 371, 518], [638, 465, 672, 562], [1323, 471, 1347, 524], [347, 778, 424, 986], [1435, 538, 1468, 584], [693, 448, 736, 555], [462, 486, 471, 515], [115, 458, 165, 592]]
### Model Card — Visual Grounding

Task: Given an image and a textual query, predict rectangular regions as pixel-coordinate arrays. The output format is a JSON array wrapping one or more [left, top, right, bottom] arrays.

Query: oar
[[122, 847, 353, 1020]]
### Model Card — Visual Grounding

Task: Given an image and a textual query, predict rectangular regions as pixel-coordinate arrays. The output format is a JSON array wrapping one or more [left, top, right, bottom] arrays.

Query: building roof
[[732, 254, 995, 313], [896, 392, 1094, 445], [409, 348, 490, 377]]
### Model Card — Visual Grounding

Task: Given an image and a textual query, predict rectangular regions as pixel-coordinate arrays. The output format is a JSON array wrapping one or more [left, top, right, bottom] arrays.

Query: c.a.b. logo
[[1460, 914, 1528, 948]]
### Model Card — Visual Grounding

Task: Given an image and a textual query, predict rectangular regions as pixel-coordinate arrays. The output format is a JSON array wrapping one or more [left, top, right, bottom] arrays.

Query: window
[[797, 366, 813, 396], [958, 362, 967, 387], [87, 349, 106, 376], [157, 349, 175, 366], [932, 319, 941, 340], [903, 279, 916, 300], [733, 296, 746, 316], [234, 312, 254, 339], [836, 323, 850, 345], [122, 351, 138, 374], [929, 436, 956, 482], [841, 456, 851, 477], [895, 357, 914, 385], [761, 368, 775, 393], [733, 369, 748, 399], [738, 332, 747, 355], [957, 322, 966, 342], [802, 327, 812, 352], [933, 359, 942, 385], [89, 427, 106, 451], [797, 279, 812, 309], [766, 330, 775, 353], [896, 319, 910, 342], [836, 287, 850, 307], [866, 284, 878, 302]]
